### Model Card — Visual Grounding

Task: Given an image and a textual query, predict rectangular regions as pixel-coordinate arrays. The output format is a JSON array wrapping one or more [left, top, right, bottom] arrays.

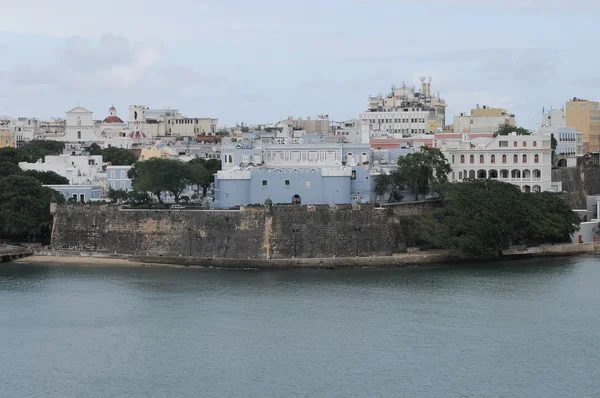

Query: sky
[[0, 0, 599, 128]]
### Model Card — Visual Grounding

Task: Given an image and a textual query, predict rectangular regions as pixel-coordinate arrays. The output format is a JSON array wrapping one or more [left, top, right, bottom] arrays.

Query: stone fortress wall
[[50, 202, 435, 261]]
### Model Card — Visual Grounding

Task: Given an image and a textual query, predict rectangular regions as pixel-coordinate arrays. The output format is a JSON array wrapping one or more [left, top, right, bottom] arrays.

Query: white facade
[[62, 106, 96, 142], [540, 108, 566, 128], [360, 79, 447, 138], [440, 133, 555, 193], [535, 126, 582, 156], [19, 154, 105, 185], [11, 117, 39, 143]]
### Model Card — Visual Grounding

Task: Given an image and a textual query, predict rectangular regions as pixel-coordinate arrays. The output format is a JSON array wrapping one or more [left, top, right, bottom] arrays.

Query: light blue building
[[44, 185, 103, 203], [214, 139, 374, 208], [106, 165, 133, 191]]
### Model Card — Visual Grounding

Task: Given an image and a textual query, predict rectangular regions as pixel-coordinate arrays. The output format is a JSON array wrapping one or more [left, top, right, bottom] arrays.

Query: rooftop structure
[[361, 77, 447, 137]]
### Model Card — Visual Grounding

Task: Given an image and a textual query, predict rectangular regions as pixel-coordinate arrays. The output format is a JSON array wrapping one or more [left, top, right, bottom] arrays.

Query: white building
[[19, 154, 105, 185], [439, 133, 558, 193], [61, 106, 96, 142], [331, 119, 369, 144], [360, 78, 447, 137], [540, 108, 566, 128], [11, 117, 39, 144], [453, 105, 515, 134], [536, 126, 582, 156]]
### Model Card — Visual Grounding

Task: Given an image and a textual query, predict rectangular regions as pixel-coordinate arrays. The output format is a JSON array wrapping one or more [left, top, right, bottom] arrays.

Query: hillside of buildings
[[0, 80, 598, 253]]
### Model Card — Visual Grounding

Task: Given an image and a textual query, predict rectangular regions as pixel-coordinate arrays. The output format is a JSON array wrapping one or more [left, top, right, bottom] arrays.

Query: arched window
[[533, 141, 537, 147], [534, 154, 539, 163], [513, 141, 518, 147], [523, 141, 527, 147], [479, 155, 484, 163], [502, 155, 507, 163], [470, 155, 474, 164], [523, 154, 527, 163], [460, 155, 465, 164], [452, 155, 455, 163], [513, 154, 518, 163], [491, 155, 496, 163]]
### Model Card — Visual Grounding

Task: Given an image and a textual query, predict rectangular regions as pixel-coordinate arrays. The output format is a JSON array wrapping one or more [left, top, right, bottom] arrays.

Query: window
[[534, 154, 539, 163], [523, 141, 527, 147], [479, 155, 484, 164], [499, 141, 508, 147], [262, 180, 267, 186], [470, 155, 474, 164], [452, 155, 455, 163], [533, 141, 537, 147], [502, 155, 507, 163], [513, 155, 518, 163], [523, 154, 527, 163], [77, 131, 81, 139], [285, 180, 290, 186], [88, 159, 95, 166], [460, 155, 465, 164], [491, 155, 496, 163], [513, 141, 517, 147]]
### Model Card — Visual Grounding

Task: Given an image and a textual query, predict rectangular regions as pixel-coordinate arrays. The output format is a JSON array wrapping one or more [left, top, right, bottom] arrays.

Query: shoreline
[[9, 245, 599, 270]]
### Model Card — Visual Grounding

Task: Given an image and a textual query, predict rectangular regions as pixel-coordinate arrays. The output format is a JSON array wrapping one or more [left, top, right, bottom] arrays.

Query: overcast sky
[[0, 0, 599, 128]]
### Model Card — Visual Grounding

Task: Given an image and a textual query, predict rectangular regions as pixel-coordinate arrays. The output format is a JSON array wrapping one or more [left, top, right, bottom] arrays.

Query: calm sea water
[[1, 258, 600, 397]]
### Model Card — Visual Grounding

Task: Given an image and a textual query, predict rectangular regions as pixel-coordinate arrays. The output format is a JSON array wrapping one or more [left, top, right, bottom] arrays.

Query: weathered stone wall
[[52, 207, 267, 259], [51, 202, 437, 259], [553, 158, 600, 208]]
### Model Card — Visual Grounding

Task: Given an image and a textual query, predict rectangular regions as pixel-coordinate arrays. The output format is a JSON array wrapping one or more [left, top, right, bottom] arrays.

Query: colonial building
[[214, 134, 374, 208], [438, 133, 557, 193]]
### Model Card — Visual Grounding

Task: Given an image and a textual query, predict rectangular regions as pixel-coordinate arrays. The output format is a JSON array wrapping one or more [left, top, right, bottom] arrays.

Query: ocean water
[[1, 258, 599, 397]]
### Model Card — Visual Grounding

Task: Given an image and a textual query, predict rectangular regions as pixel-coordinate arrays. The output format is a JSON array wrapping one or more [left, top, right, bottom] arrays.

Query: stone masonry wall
[[51, 202, 437, 259]]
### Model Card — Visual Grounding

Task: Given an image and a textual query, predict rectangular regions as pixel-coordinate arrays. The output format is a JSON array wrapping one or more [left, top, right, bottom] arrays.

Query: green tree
[[0, 162, 22, 178], [523, 192, 580, 244], [374, 171, 404, 203], [0, 140, 65, 165], [89, 143, 102, 156], [0, 175, 64, 239], [129, 158, 196, 203], [494, 123, 531, 137], [101, 147, 138, 165], [107, 188, 129, 203], [188, 158, 221, 197], [22, 170, 69, 185], [397, 146, 452, 200], [0, 147, 27, 164], [421, 180, 580, 258]]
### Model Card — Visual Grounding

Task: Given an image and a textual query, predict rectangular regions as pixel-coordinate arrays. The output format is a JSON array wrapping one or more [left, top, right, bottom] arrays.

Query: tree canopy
[[129, 158, 210, 203], [375, 146, 451, 202], [188, 158, 221, 197], [89, 143, 137, 165], [0, 175, 64, 239], [421, 180, 580, 257], [494, 123, 531, 137], [22, 170, 69, 185], [0, 140, 65, 165]]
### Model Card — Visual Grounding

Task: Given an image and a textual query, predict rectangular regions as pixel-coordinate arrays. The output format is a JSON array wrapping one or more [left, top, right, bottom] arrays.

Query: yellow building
[[566, 98, 600, 153], [0, 128, 14, 148], [139, 147, 169, 161]]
